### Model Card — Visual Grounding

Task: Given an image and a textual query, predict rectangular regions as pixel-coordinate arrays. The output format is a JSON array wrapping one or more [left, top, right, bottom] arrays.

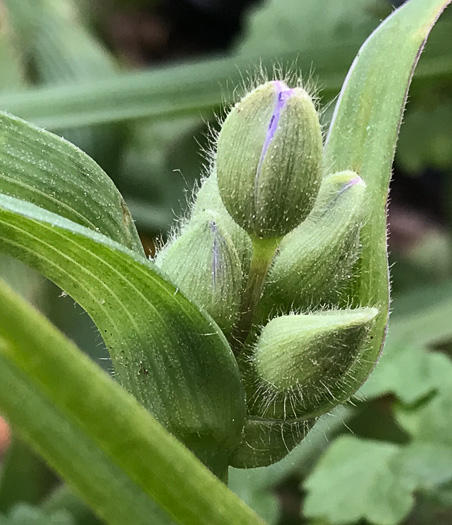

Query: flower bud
[[191, 171, 252, 278], [156, 211, 243, 337], [216, 81, 323, 239], [259, 171, 366, 320], [252, 307, 378, 420]]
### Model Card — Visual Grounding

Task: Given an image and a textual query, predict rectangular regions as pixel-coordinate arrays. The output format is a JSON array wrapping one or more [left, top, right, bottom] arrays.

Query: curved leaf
[[0, 194, 245, 466], [0, 279, 262, 525], [323, 0, 451, 391], [0, 111, 142, 255]]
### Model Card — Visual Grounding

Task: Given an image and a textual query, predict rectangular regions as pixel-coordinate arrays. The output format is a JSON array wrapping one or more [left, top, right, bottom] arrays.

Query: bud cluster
[[154, 80, 378, 468]]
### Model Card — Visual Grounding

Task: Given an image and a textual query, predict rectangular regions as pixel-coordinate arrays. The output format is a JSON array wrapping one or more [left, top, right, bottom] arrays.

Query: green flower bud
[[191, 171, 252, 278], [230, 417, 316, 468], [251, 307, 378, 420], [216, 81, 323, 239], [259, 171, 366, 320], [156, 211, 243, 337]]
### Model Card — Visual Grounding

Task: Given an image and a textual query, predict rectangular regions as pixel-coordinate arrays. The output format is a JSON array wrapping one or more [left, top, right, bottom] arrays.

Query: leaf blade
[[324, 0, 452, 390], [0, 194, 245, 462], [0, 279, 263, 525], [0, 111, 142, 254]]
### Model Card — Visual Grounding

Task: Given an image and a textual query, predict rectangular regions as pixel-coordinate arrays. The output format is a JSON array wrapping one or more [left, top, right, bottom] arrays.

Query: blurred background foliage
[[0, 0, 451, 524]]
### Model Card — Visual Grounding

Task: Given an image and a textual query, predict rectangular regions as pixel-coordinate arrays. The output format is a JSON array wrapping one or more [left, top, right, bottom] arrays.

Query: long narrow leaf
[[0, 195, 245, 463], [324, 0, 451, 388], [0, 35, 450, 131], [0, 279, 262, 525]]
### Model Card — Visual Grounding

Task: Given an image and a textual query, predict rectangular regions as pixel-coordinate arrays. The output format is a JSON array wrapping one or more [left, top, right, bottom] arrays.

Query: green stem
[[233, 237, 281, 350]]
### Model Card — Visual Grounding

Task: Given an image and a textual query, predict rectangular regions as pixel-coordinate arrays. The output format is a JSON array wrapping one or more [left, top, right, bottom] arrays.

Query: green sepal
[[216, 81, 322, 239], [251, 307, 378, 420], [156, 210, 243, 338], [258, 171, 366, 321]]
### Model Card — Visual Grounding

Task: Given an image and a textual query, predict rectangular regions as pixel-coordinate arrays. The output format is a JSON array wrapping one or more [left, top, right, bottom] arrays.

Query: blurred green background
[[0, 1, 451, 524]]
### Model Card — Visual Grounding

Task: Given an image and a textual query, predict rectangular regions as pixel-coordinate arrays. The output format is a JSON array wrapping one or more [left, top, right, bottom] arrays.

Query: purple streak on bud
[[324, 175, 364, 216], [210, 221, 221, 288], [339, 175, 364, 195], [254, 81, 294, 206]]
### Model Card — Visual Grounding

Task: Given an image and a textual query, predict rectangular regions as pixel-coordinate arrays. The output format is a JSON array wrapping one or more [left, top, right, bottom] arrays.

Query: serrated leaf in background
[[304, 436, 414, 525]]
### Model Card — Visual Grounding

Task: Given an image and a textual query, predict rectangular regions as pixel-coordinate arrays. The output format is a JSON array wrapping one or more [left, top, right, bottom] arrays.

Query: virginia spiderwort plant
[[158, 80, 377, 468], [0, 0, 449, 521]]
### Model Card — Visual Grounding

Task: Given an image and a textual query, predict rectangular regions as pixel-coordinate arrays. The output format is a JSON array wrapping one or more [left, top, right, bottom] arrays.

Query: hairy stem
[[232, 237, 280, 350]]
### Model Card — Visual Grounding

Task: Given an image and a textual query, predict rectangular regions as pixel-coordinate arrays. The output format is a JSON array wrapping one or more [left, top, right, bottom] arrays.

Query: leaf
[[304, 436, 414, 525], [397, 102, 452, 173], [41, 485, 103, 525], [0, 11, 450, 131], [0, 279, 263, 525], [395, 443, 452, 489], [359, 281, 452, 402], [3, 0, 120, 167], [0, 3, 26, 92], [0, 194, 245, 466], [0, 111, 142, 255], [237, 0, 383, 58], [323, 0, 452, 397], [228, 469, 280, 525], [0, 437, 57, 512], [4, 0, 116, 83], [0, 504, 75, 525], [395, 364, 452, 447]]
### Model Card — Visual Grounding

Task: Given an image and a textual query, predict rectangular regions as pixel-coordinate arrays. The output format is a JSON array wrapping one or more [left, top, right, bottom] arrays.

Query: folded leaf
[[323, 0, 452, 396], [0, 195, 245, 468], [0, 279, 262, 525]]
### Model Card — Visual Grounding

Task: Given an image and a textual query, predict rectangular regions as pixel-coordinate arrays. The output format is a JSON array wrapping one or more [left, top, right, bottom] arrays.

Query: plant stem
[[233, 236, 281, 350]]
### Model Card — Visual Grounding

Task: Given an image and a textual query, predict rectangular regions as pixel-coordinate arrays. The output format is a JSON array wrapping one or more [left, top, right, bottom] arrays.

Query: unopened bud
[[191, 171, 252, 278], [216, 81, 323, 239], [259, 171, 366, 320], [252, 307, 378, 420], [156, 211, 243, 337]]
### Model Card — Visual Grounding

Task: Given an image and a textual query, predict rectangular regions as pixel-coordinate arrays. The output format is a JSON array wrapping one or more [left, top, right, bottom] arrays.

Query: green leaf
[[397, 101, 452, 173], [0, 437, 57, 512], [0, 194, 245, 467], [359, 281, 452, 402], [0, 504, 75, 525], [41, 485, 103, 525], [323, 0, 452, 397], [4, 0, 116, 83], [3, 0, 121, 167], [395, 365, 452, 447], [0, 111, 142, 255], [228, 469, 279, 525], [0, 279, 263, 525], [0, 4, 26, 92], [237, 0, 383, 58], [0, 9, 450, 131], [304, 436, 414, 525]]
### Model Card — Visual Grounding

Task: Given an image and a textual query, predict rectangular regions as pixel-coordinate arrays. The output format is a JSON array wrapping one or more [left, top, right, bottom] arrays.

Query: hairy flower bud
[[216, 81, 323, 239], [191, 171, 252, 278], [252, 307, 378, 420], [156, 211, 243, 337], [258, 171, 366, 320]]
